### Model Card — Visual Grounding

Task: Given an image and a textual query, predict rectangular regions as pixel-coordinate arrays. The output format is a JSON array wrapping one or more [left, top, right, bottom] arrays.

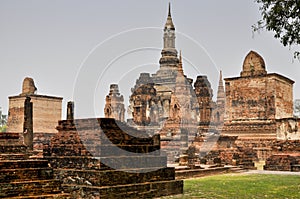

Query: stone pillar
[[23, 97, 33, 150], [67, 101, 74, 120]]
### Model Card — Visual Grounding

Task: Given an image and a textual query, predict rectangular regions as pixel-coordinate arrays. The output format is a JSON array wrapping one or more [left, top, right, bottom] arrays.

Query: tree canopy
[[253, 0, 300, 59], [0, 108, 7, 132], [294, 100, 300, 117]]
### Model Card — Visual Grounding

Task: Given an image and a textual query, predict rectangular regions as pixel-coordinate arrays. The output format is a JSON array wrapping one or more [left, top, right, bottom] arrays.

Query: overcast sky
[[0, 0, 299, 119]]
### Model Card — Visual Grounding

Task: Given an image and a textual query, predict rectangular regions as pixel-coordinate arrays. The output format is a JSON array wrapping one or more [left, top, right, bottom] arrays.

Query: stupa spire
[[217, 70, 225, 104], [159, 3, 178, 68], [178, 50, 184, 75], [164, 3, 175, 31]]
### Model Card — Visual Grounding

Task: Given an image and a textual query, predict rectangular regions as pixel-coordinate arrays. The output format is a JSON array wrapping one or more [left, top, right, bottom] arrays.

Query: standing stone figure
[[21, 77, 37, 96]]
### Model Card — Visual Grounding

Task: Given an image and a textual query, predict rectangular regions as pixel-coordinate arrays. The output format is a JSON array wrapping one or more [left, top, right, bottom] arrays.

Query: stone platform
[[44, 118, 183, 198]]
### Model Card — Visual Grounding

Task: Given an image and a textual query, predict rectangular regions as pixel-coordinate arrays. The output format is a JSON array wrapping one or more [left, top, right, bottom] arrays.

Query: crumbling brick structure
[[104, 84, 125, 122], [44, 118, 183, 198], [264, 153, 300, 171], [7, 77, 63, 155], [198, 135, 257, 169], [123, 4, 225, 164], [0, 132, 68, 198], [220, 51, 300, 164], [223, 51, 297, 140], [198, 51, 300, 168]]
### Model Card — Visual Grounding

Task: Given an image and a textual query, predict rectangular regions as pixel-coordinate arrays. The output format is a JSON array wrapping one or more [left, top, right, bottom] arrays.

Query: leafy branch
[[253, 0, 300, 60]]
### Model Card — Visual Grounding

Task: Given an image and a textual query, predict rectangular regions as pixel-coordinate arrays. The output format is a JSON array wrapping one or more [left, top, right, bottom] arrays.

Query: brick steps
[[230, 167, 247, 173], [62, 179, 183, 199], [264, 154, 300, 171], [99, 144, 160, 156], [4, 193, 70, 199], [0, 180, 62, 197], [49, 144, 161, 157], [0, 145, 27, 154], [0, 160, 49, 169], [0, 136, 67, 198], [55, 167, 175, 187], [0, 133, 20, 140], [0, 140, 22, 144], [46, 155, 167, 170], [0, 153, 28, 160], [48, 118, 183, 198], [0, 168, 53, 183], [98, 155, 167, 169], [101, 189, 155, 199]]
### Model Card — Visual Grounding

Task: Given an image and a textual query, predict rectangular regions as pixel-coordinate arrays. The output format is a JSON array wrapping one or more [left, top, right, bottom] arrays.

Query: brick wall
[[7, 95, 62, 134]]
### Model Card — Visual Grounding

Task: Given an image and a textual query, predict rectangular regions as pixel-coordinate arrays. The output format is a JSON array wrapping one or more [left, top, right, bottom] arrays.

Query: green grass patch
[[162, 174, 300, 199]]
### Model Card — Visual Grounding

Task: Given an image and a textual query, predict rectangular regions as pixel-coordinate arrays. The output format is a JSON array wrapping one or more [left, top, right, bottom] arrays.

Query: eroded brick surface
[[0, 133, 69, 198], [45, 118, 183, 198]]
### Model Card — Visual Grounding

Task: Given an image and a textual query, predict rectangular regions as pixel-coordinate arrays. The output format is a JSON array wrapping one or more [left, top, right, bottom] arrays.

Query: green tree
[[253, 0, 300, 59], [0, 125, 7, 132], [0, 115, 6, 126], [294, 99, 300, 117], [0, 107, 7, 132]]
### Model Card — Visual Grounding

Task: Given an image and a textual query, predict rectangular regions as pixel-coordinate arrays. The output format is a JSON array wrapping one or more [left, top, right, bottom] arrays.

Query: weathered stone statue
[[21, 77, 37, 96]]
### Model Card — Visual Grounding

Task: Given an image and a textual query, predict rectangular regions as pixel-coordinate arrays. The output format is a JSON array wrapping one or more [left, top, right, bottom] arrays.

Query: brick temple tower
[[129, 3, 184, 125], [157, 2, 179, 71], [160, 52, 198, 162], [194, 75, 214, 124], [151, 3, 183, 119], [121, 3, 226, 163], [129, 83, 158, 126], [168, 52, 195, 123], [104, 84, 125, 122], [214, 70, 225, 124], [7, 77, 62, 154], [7, 77, 62, 134], [223, 51, 296, 140]]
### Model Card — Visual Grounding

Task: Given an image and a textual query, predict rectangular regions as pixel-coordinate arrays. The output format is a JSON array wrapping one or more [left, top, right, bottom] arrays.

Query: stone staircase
[[0, 132, 69, 199]]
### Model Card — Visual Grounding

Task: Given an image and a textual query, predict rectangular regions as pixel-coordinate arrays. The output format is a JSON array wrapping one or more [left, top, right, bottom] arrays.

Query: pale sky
[[0, 0, 299, 119]]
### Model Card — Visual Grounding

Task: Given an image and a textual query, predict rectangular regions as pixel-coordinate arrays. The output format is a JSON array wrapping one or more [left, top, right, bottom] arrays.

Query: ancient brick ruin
[[223, 51, 296, 140], [122, 4, 225, 164], [219, 50, 300, 169], [264, 140, 300, 171], [1, 99, 183, 198], [0, 132, 69, 198], [1, 3, 300, 199], [193, 51, 300, 169], [103, 5, 300, 169], [7, 77, 63, 156], [44, 118, 183, 198], [104, 84, 125, 122]]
